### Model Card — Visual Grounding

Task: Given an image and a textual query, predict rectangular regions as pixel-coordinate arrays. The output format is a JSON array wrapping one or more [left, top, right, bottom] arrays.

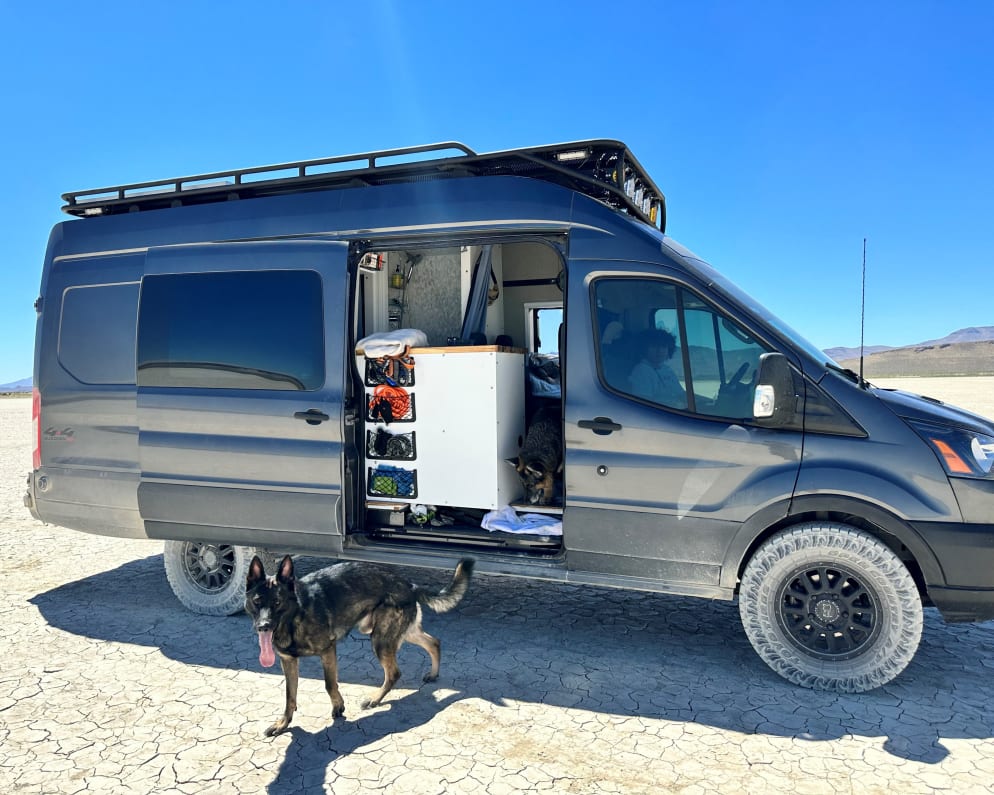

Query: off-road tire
[[163, 540, 256, 616], [738, 522, 923, 693]]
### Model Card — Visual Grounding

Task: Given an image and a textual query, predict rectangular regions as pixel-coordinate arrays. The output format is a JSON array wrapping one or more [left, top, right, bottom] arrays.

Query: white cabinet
[[360, 346, 525, 509]]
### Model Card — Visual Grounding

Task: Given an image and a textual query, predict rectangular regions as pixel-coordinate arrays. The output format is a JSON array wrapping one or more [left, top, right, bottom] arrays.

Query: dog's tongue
[[258, 631, 276, 668]]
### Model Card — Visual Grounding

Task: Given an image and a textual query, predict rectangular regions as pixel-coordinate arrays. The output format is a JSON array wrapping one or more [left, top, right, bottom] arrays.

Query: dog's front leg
[[266, 654, 299, 737], [320, 645, 346, 719]]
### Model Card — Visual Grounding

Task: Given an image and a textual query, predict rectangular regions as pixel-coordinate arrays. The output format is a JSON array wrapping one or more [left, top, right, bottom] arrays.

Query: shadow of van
[[29, 553, 994, 764]]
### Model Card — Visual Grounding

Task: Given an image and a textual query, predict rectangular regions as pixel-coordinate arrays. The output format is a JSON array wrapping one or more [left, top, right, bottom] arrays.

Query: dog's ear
[[247, 555, 265, 588], [277, 555, 296, 591]]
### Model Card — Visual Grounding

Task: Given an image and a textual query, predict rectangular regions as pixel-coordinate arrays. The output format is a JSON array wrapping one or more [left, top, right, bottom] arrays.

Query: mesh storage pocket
[[368, 465, 418, 498], [365, 357, 415, 387], [367, 388, 415, 423], [367, 428, 416, 460]]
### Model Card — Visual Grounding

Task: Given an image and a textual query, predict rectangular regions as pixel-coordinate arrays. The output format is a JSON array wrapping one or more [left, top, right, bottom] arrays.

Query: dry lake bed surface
[[3, 381, 994, 793], [870, 376, 994, 419]]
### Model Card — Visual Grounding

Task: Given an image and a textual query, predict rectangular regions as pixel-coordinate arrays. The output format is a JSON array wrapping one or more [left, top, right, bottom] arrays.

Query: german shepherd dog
[[245, 555, 474, 736], [512, 404, 563, 505]]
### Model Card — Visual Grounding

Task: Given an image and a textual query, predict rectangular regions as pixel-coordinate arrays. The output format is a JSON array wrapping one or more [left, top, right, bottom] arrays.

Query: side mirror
[[753, 353, 796, 426]]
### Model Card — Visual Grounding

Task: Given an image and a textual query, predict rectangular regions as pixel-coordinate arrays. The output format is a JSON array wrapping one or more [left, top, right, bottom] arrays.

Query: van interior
[[352, 239, 566, 555]]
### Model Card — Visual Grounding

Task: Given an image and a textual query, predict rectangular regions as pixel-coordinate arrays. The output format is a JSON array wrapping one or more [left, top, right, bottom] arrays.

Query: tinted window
[[137, 270, 324, 390], [60, 283, 139, 384], [676, 292, 769, 418], [595, 280, 687, 409], [594, 278, 770, 418]]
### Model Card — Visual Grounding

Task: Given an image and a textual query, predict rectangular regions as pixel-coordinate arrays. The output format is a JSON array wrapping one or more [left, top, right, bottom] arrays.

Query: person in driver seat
[[628, 328, 687, 409]]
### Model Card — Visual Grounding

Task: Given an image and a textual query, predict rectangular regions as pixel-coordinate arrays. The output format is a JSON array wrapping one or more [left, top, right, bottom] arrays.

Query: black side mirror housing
[[753, 352, 797, 427]]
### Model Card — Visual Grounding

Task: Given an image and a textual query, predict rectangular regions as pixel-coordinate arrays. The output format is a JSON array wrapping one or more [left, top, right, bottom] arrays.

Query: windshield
[[661, 239, 840, 368]]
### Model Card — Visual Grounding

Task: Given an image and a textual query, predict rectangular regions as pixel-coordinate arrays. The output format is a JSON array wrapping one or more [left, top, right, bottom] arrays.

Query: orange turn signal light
[[931, 439, 973, 475]]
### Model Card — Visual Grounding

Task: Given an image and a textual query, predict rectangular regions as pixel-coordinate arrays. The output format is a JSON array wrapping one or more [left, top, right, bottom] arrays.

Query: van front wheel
[[738, 523, 923, 693], [163, 540, 256, 616]]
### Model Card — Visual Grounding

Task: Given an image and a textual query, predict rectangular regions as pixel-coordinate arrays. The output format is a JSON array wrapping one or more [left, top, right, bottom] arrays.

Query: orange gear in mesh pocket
[[368, 384, 411, 423]]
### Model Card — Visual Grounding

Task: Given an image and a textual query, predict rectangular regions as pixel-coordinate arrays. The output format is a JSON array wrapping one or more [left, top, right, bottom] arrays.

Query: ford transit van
[[27, 140, 994, 692]]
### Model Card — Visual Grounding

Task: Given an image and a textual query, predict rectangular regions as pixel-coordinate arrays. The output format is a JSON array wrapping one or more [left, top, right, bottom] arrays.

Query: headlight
[[973, 436, 994, 474], [908, 420, 994, 478]]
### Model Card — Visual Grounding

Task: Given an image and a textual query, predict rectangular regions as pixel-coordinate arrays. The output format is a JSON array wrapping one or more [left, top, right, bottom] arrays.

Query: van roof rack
[[61, 139, 666, 231]]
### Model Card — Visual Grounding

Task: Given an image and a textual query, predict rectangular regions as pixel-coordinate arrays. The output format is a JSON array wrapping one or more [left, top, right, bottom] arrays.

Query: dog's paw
[[332, 704, 346, 719], [422, 672, 439, 684], [264, 720, 290, 737], [360, 697, 380, 710]]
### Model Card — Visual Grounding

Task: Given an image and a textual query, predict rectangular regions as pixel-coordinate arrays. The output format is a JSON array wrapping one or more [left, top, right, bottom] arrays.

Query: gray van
[[27, 140, 994, 693]]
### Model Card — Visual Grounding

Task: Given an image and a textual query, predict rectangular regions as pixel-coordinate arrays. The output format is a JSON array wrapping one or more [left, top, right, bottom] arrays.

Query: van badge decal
[[43, 426, 75, 442]]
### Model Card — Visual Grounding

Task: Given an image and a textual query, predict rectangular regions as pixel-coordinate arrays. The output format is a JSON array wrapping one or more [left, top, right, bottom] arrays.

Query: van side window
[[137, 270, 324, 391], [594, 278, 770, 419], [532, 306, 563, 354], [678, 292, 770, 418], [60, 282, 140, 385], [595, 279, 686, 408]]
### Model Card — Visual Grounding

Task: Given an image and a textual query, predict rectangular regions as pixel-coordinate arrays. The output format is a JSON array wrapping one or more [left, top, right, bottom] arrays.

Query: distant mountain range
[[825, 326, 994, 362], [0, 377, 32, 393], [830, 326, 994, 378]]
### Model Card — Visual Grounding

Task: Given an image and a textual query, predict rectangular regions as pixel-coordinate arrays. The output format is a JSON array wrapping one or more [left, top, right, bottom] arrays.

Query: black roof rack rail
[[61, 139, 666, 231]]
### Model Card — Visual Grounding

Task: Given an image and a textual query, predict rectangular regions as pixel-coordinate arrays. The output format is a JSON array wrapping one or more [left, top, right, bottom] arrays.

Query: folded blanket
[[357, 329, 428, 357], [481, 506, 563, 536]]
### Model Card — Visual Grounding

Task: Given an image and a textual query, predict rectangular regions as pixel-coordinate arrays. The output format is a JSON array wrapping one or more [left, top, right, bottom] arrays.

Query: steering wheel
[[717, 362, 756, 407]]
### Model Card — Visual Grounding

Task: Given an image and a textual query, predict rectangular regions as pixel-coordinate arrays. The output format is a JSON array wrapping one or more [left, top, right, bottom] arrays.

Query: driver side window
[[676, 292, 769, 418], [594, 278, 770, 419]]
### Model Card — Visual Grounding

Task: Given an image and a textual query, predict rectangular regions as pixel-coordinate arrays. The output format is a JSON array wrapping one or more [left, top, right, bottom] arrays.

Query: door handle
[[578, 417, 622, 435], [294, 409, 330, 425]]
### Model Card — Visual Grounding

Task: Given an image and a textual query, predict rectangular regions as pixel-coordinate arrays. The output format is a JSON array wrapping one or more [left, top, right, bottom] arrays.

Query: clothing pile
[[481, 506, 562, 536]]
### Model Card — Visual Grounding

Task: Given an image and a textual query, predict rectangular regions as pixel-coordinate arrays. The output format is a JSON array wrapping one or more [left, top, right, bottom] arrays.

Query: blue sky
[[1, 1, 991, 385]]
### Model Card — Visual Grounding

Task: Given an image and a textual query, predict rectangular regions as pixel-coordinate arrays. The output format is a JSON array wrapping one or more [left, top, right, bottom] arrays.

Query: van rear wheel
[[738, 523, 923, 693], [163, 540, 257, 616]]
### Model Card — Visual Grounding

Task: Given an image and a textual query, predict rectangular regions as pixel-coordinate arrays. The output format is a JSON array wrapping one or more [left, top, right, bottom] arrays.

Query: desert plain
[[2, 380, 994, 792], [870, 376, 994, 420]]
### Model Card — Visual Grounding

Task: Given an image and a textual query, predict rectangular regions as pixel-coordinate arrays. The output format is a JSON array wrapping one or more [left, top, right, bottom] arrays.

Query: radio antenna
[[858, 237, 867, 388]]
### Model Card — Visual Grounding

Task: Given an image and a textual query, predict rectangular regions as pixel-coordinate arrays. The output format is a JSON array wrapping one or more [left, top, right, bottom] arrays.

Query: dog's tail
[[417, 558, 475, 613]]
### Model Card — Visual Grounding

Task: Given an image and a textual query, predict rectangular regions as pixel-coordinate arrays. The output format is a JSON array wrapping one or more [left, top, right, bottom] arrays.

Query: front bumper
[[912, 517, 994, 623], [927, 585, 994, 623]]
